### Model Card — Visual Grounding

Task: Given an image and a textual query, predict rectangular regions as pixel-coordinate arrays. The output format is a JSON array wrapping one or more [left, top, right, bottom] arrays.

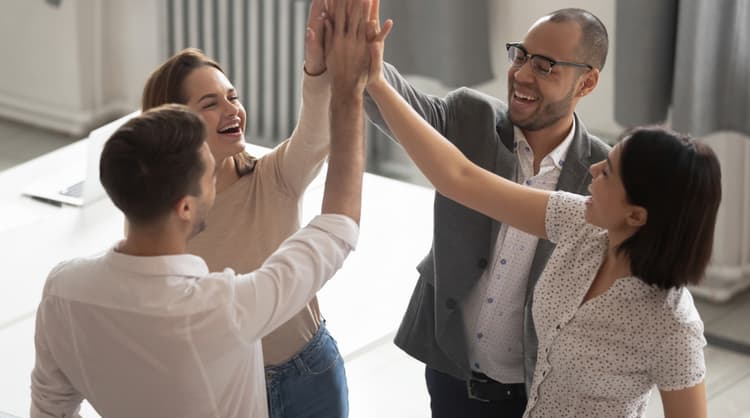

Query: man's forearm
[[321, 92, 365, 224]]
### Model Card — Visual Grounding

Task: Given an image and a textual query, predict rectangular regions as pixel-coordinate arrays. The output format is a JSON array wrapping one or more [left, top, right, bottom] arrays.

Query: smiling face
[[182, 66, 247, 162], [507, 19, 590, 133]]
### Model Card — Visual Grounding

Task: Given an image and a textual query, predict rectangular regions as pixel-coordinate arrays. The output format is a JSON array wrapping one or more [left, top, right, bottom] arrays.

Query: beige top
[[187, 71, 330, 365]]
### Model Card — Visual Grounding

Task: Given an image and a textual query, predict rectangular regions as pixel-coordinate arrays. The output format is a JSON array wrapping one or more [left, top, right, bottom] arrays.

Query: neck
[[118, 222, 187, 257], [522, 114, 574, 171], [603, 230, 635, 278], [215, 154, 240, 193]]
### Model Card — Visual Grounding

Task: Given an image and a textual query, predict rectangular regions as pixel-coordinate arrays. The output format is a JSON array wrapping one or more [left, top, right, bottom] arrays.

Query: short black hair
[[548, 8, 609, 71], [617, 126, 722, 289], [100, 104, 207, 226]]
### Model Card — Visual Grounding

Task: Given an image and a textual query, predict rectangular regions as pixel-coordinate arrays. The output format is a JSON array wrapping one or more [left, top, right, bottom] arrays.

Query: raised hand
[[365, 0, 393, 87], [304, 0, 328, 76], [325, 0, 372, 95]]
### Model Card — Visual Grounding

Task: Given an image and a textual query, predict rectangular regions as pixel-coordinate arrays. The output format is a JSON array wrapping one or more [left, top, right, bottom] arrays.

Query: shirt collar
[[514, 117, 577, 170], [105, 243, 210, 278]]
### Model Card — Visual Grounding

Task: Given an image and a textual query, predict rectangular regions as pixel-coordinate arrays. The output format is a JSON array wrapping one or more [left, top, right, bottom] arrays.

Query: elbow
[[432, 162, 473, 202]]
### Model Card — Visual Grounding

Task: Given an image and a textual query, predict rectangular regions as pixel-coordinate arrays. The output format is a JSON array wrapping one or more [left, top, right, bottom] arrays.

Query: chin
[[583, 206, 597, 226]]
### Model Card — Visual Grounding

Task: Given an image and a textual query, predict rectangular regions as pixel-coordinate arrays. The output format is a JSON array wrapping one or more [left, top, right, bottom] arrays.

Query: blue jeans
[[265, 322, 348, 418]]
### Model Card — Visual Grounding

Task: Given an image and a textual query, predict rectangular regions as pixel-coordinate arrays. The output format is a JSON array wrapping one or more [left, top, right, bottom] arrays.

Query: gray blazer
[[365, 63, 611, 389]]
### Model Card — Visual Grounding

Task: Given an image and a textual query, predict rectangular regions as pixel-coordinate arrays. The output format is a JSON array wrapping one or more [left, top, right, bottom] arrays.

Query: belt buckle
[[466, 375, 491, 403]]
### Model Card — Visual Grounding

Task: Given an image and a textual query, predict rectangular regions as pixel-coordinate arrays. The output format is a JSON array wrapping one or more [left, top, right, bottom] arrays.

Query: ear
[[174, 195, 193, 222], [577, 68, 599, 98], [625, 205, 647, 228]]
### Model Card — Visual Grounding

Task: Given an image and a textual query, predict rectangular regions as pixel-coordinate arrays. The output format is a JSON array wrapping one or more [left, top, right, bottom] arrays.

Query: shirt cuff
[[308, 214, 359, 250]]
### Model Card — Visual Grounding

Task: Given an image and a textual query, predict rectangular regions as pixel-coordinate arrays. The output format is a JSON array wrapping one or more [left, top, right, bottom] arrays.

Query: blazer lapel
[[557, 114, 594, 195]]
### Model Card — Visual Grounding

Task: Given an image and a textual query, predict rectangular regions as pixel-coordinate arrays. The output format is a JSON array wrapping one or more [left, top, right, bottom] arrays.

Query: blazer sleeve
[[364, 62, 449, 140]]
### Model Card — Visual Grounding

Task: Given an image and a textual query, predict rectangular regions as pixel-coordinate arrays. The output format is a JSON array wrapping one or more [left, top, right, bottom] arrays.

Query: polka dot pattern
[[523, 192, 707, 418]]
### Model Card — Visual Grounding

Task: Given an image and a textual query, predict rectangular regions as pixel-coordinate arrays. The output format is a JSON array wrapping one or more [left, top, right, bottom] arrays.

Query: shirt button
[[499, 258, 507, 265], [525, 180, 532, 185], [477, 332, 484, 340], [487, 297, 494, 304], [477, 258, 488, 269], [446, 298, 457, 310]]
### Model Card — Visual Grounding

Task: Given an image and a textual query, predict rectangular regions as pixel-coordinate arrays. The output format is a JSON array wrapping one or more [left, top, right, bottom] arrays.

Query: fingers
[[307, 0, 325, 26], [349, 0, 363, 36], [307, 0, 327, 39], [357, 0, 371, 41], [324, 18, 334, 50], [334, 0, 346, 36], [375, 18, 393, 42], [370, 0, 380, 28]]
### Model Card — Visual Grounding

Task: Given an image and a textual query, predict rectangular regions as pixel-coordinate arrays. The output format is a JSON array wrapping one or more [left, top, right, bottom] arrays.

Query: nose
[[512, 59, 535, 83], [222, 99, 240, 116], [589, 162, 601, 177]]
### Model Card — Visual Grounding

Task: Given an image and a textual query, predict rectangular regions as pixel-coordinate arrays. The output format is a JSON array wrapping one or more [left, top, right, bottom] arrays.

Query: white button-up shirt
[[31, 214, 358, 418], [463, 120, 576, 383], [524, 192, 706, 417]]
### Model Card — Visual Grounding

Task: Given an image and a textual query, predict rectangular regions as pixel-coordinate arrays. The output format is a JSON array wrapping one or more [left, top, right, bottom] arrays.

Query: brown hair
[[616, 126, 722, 289], [100, 104, 207, 225], [141, 47, 256, 176]]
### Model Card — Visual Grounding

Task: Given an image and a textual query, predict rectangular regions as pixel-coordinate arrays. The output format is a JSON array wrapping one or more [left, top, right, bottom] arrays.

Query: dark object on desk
[[46, 0, 62, 6], [29, 195, 64, 208]]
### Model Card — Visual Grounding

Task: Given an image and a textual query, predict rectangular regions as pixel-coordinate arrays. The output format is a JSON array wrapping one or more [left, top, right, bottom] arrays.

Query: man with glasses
[[364, 7, 611, 418]]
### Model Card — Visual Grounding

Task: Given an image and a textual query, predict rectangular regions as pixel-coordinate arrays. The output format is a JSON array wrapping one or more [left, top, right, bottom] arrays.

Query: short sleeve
[[652, 320, 707, 391], [545, 191, 588, 244]]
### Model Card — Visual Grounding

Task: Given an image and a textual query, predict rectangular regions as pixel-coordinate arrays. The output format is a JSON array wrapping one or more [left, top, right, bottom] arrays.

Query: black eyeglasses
[[506, 43, 593, 76]]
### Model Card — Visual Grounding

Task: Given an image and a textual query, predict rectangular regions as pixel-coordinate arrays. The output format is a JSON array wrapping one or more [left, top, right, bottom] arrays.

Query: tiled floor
[[2, 118, 750, 417]]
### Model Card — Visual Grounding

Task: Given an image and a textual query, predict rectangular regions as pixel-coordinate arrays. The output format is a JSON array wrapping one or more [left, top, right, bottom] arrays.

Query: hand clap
[[325, 0, 372, 95]]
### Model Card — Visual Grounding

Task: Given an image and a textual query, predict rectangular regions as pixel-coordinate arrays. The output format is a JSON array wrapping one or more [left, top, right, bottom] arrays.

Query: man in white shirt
[[29, 5, 372, 415]]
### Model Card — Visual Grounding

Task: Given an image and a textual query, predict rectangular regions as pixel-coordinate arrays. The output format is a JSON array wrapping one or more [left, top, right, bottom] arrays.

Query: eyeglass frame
[[505, 42, 594, 76]]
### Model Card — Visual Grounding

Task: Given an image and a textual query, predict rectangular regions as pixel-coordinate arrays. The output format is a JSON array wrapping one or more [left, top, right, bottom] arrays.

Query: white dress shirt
[[524, 192, 706, 417], [463, 120, 576, 383], [30, 214, 358, 418]]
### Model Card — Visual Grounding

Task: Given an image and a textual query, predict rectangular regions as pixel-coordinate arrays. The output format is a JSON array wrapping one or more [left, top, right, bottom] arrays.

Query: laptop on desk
[[23, 111, 139, 207]]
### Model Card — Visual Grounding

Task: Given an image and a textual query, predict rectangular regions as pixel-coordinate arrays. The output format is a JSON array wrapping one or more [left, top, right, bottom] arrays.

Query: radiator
[[691, 132, 750, 303], [165, 0, 311, 146]]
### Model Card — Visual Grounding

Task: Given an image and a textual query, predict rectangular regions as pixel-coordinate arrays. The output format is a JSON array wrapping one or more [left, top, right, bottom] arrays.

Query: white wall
[[0, 0, 162, 136]]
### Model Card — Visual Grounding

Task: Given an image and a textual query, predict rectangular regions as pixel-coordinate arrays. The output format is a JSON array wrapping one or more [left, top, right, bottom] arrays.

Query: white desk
[[0, 140, 434, 417]]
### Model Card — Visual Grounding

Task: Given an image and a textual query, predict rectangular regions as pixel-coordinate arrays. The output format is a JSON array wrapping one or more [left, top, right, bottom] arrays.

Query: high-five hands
[[363, 0, 393, 87], [304, 0, 329, 76], [325, 0, 372, 95], [324, 0, 393, 91]]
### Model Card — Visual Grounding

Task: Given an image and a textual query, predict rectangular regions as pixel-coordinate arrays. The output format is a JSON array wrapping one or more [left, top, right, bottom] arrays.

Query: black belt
[[466, 372, 526, 402]]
